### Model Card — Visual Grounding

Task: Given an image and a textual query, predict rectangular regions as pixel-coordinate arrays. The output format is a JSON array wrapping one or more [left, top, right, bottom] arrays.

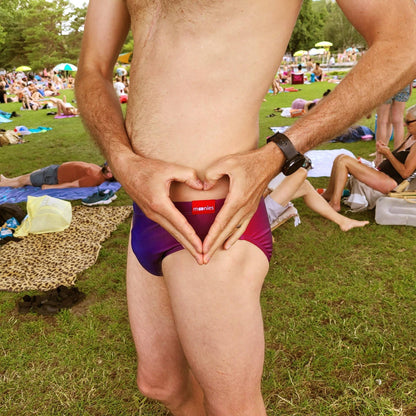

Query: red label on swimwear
[[192, 200, 216, 215]]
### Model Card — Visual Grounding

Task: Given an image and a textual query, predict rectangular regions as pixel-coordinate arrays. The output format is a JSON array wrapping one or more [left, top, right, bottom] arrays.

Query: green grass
[[1, 84, 416, 415]]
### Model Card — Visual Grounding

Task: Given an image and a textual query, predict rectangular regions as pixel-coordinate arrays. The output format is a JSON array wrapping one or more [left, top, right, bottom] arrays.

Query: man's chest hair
[[127, 0, 225, 18]]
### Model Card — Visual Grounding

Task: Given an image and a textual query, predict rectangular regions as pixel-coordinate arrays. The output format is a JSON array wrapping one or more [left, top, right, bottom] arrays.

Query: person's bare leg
[[300, 180, 369, 231], [162, 241, 269, 416], [375, 103, 392, 166], [321, 155, 351, 211], [0, 173, 32, 188], [390, 100, 407, 149], [322, 155, 397, 211], [268, 168, 308, 206], [126, 240, 206, 416]]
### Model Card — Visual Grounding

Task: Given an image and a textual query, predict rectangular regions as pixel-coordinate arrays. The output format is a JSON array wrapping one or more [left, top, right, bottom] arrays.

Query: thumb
[[203, 164, 228, 191], [171, 166, 204, 190]]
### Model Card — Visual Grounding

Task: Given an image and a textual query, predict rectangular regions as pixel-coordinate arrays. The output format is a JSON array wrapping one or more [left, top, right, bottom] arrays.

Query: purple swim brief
[[131, 198, 273, 276]]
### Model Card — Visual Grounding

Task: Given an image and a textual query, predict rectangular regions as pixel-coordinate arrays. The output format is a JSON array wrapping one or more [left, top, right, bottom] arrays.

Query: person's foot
[[0, 174, 9, 187], [339, 218, 369, 232], [329, 200, 341, 212]]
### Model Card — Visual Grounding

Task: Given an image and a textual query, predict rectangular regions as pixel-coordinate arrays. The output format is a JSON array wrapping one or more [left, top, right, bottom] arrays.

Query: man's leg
[[126, 239, 206, 416], [0, 173, 32, 188], [162, 241, 269, 416], [390, 100, 406, 149], [375, 103, 392, 166]]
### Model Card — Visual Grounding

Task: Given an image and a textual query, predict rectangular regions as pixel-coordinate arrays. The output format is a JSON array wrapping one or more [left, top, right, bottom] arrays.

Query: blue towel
[[0, 114, 12, 124], [0, 181, 122, 204]]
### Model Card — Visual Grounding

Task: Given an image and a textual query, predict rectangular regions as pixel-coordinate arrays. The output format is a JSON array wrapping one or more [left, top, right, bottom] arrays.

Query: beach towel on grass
[[0, 181, 121, 204], [266, 139, 355, 178], [0, 114, 12, 123], [54, 114, 78, 119], [0, 205, 133, 292], [304, 149, 355, 177]]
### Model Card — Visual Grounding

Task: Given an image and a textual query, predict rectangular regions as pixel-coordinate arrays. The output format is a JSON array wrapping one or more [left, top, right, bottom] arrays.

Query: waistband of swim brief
[[173, 199, 225, 215]]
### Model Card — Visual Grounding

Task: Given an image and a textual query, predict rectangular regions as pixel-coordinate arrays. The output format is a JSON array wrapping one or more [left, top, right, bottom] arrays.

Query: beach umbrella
[[293, 50, 307, 57], [118, 52, 132, 64], [15, 66, 31, 72], [308, 48, 320, 56], [315, 41, 333, 48], [53, 63, 78, 72], [116, 67, 128, 76]]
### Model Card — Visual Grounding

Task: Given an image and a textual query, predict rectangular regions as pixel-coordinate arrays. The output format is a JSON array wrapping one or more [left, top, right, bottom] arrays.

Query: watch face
[[282, 154, 306, 175]]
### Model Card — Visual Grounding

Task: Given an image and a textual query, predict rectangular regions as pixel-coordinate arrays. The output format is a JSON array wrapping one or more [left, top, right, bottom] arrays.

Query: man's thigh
[[126, 236, 189, 383], [162, 240, 269, 401]]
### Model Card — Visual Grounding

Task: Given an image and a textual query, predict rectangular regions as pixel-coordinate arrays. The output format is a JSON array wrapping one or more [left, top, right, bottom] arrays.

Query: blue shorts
[[131, 199, 273, 276], [29, 165, 59, 187]]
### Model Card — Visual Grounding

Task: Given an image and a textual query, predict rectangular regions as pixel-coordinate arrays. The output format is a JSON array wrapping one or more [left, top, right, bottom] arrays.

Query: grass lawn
[[0, 84, 416, 415]]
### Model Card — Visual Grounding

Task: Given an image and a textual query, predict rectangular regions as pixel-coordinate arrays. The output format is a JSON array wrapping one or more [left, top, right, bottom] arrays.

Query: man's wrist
[[265, 133, 311, 175], [263, 141, 286, 178]]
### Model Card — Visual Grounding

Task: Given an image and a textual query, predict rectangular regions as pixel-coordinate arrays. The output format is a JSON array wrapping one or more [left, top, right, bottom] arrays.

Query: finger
[[203, 162, 229, 190], [145, 199, 204, 264], [202, 201, 248, 263], [223, 217, 251, 250], [169, 166, 204, 190]]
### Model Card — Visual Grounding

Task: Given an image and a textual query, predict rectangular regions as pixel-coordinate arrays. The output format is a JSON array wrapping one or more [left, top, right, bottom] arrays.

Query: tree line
[[0, 0, 364, 72]]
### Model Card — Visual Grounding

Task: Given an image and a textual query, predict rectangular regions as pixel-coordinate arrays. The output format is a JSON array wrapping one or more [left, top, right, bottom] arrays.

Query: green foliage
[[322, 2, 366, 50], [288, 0, 366, 54], [0, 0, 86, 71], [288, 0, 326, 54]]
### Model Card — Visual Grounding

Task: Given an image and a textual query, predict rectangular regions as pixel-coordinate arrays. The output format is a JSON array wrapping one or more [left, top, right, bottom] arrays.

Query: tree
[[322, 2, 366, 51], [287, 0, 326, 54], [0, 0, 86, 71]]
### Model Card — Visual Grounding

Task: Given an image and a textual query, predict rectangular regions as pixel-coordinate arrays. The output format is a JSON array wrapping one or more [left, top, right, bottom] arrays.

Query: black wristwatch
[[267, 132, 311, 175]]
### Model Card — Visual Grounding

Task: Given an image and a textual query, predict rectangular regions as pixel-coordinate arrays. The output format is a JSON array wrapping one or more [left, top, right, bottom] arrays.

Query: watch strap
[[266, 132, 298, 161]]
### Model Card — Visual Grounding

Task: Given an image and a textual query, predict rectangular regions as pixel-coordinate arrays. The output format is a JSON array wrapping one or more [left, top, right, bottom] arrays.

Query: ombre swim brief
[[131, 198, 273, 276]]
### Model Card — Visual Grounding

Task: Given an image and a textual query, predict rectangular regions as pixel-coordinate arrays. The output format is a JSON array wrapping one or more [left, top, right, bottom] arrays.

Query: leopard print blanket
[[0, 205, 133, 292]]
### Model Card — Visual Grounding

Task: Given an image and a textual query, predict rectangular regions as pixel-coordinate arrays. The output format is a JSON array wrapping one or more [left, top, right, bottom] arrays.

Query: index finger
[[149, 198, 204, 265], [202, 199, 252, 263]]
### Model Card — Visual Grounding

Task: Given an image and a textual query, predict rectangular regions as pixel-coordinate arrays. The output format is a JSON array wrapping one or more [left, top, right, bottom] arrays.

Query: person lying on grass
[[265, 168, 369, 232], [46, 96, 79, 116], [0, 162, 114, 190]]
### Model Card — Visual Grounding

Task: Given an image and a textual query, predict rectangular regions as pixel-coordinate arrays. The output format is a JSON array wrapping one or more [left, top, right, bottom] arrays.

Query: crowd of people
[[0, 67, 129, 114]]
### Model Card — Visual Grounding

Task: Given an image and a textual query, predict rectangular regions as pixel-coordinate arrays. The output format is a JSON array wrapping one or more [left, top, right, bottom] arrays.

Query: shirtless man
[[75, 1, 416, 414]]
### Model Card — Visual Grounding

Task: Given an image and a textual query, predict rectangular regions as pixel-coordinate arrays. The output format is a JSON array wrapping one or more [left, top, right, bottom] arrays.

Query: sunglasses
[[405, 119, 416, 125]]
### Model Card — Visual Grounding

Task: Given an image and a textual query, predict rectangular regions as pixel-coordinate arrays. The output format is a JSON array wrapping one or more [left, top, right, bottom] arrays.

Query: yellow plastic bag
[[14, 196, 72, 237]]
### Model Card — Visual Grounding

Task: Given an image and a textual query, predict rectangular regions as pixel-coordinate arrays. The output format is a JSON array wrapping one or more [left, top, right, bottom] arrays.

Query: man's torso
[[124, 0, 302, 199]]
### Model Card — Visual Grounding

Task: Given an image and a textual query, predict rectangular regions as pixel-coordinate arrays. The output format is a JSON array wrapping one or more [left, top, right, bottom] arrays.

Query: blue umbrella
[[53, 63, 77, 72]]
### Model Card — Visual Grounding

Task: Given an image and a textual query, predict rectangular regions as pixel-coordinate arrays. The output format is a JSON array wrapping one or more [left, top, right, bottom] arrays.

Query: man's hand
[[202, 144, 281, 263], [112, 153, 205, 264]]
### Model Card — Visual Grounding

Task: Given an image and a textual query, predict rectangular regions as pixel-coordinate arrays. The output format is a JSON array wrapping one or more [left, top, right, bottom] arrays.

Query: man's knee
[[136, 366, 189, 406]]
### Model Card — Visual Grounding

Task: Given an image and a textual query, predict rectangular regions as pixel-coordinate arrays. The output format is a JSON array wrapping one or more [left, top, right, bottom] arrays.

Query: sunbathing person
[[47, 97, 79, 116], [322, 104, 416, 211], [0, 162, 114, 190], [265, 168, 369, 232]]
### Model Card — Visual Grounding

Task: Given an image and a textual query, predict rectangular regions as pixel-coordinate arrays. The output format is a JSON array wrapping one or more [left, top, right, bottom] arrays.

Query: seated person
[[312, 62, 323, 81], [0, 162, 114, 190], [44, 82, 59, 96], [322, 104, 416, 211], [265, 168, 368, 232]]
